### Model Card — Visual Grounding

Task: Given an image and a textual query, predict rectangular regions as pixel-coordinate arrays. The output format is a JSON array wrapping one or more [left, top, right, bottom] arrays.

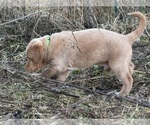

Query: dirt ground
[[0, 7, 150, 120]]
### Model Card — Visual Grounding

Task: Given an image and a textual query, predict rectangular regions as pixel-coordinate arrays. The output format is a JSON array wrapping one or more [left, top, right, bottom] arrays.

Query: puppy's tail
[[126, 12, 146, 44]]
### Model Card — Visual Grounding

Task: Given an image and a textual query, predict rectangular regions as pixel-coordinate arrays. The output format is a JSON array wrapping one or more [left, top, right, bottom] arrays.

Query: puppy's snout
[[25, 61, 40, 73], [26, 68, 33, 73], [25, 63, 34, 73], [25, 65, 31, 73]]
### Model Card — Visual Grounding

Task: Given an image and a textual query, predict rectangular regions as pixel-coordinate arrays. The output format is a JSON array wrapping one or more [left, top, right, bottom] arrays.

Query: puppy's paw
[[114, 91, 120, 97], [105, 90, 120, 102]]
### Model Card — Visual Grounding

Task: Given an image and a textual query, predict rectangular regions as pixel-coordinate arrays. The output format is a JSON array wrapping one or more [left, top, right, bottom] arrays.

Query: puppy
[[25, 12, 146, 97]]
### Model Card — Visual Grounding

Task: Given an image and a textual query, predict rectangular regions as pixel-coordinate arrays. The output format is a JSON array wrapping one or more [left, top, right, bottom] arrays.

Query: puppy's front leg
[[41, 66, 58, 79], [57, 70, 71, 81]]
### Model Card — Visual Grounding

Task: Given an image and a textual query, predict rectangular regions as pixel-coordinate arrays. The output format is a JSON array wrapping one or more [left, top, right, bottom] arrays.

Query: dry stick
[[31, 14, 42, 39], [0, 12, 41, 27], [67, 83, 150, 108], [33, 30, 41, 37], [45, 78, 150, 108], [34, 85, 79, 98], [1, 65, 150, 108], [0, 65, 79, 99], [71, 32, 83, 54], [66, 83, 106, 95], [70, 94, 93, 108]]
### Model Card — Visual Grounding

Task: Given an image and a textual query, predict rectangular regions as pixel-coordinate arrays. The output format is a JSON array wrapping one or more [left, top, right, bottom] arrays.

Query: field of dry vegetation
[[0, 4, 150, 122]]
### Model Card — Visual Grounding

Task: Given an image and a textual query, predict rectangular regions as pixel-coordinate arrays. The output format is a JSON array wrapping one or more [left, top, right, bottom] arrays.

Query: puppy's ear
[[32, 42, 44, 63]]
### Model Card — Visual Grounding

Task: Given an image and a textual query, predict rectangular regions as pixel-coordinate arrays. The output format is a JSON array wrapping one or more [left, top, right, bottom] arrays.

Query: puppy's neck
[[42, 36, 51, 64], [45, 35, 51, 47]]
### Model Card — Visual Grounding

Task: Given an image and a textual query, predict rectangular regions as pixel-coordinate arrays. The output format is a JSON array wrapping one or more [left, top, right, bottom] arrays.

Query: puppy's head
[[25, 38, 46, 73]]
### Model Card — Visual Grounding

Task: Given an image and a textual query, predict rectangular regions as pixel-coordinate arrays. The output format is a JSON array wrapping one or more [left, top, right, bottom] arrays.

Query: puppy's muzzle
[[25, 63, 36, 73]]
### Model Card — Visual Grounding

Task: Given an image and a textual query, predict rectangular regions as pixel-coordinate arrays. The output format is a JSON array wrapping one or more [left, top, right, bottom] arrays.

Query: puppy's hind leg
[[110, 63, 133, 97], [129, 62, 135, 75]]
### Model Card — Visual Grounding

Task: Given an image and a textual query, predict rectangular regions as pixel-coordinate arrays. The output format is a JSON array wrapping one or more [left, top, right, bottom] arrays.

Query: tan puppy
[[25, 12, 146, 97]]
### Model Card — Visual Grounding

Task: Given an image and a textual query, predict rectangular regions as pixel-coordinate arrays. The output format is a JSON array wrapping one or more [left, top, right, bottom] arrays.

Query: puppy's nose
[[25, 65, 33, 73], [26, 66, 38, 73]]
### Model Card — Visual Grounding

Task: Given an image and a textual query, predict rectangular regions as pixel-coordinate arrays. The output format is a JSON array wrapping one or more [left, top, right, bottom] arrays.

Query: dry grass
[[0, 5, 150, 119]]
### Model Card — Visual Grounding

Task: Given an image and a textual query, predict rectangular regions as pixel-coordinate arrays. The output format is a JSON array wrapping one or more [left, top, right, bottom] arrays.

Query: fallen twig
[[70, 94, 93, 108], [66, 83, 150, 108], [0, 65, 79, 99], [0, 12, 41, 27], [0, 65, 150, 108]]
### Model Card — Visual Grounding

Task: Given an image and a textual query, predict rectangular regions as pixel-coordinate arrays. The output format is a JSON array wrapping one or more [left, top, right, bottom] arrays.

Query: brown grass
[[0, 5, 150, 119]]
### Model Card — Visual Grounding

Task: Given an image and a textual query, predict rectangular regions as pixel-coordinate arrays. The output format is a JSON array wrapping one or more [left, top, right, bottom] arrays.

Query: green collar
[[46, 35, 50, 47]]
